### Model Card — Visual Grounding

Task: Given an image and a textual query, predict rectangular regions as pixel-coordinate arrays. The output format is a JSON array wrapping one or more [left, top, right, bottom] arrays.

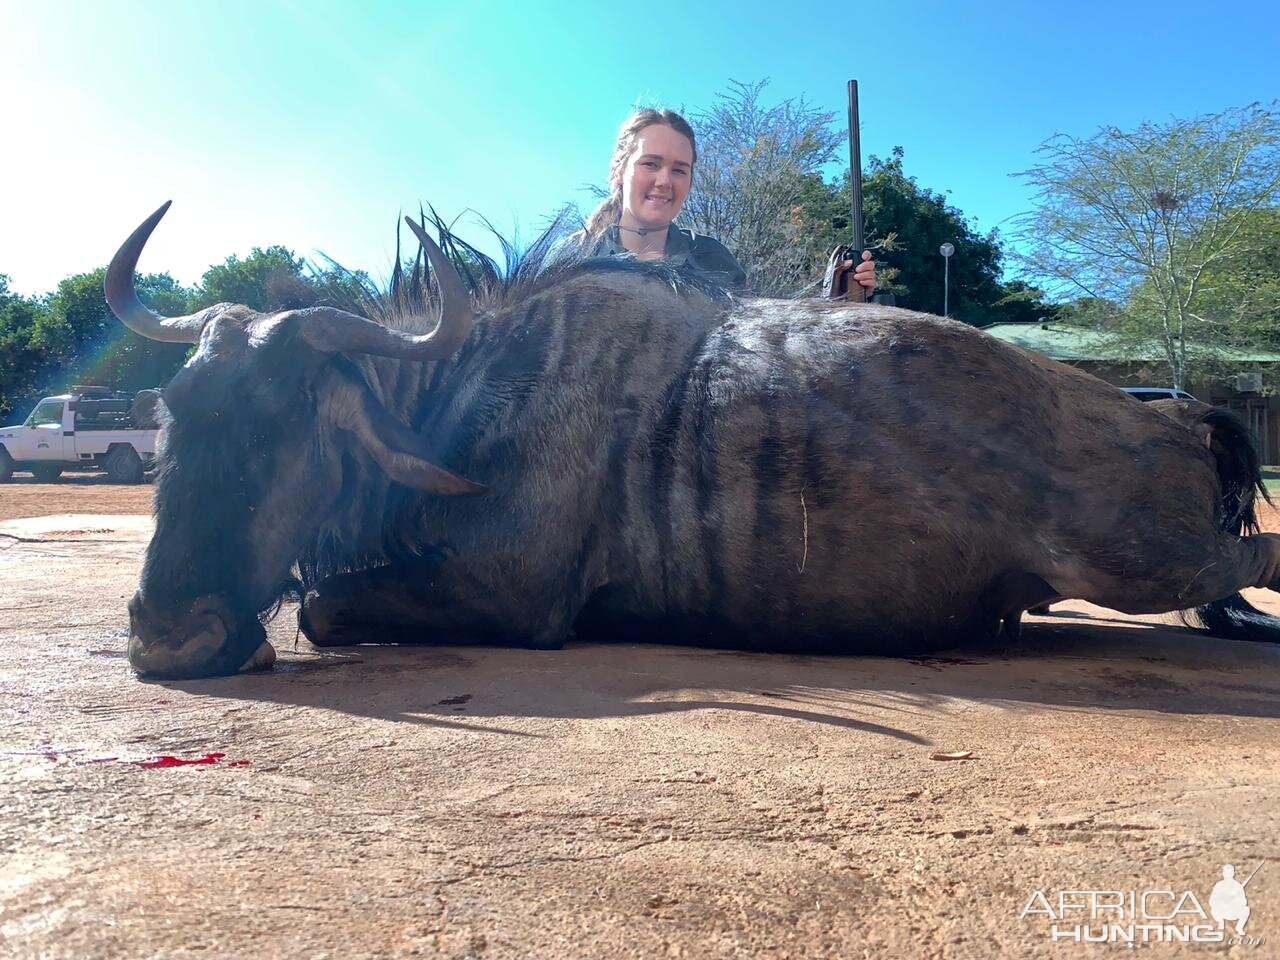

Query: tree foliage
[[1193, 206, 1280, 349], [1013, 102, 1280, 388], [681, 79, 843, 295], [0, 275, 48, 420], [0, 245, 349, 421], [193, 245, 315, 312], [788, 148, 1055, 324], [0, 269, 198, 420], [683, 81, 1054, 321]]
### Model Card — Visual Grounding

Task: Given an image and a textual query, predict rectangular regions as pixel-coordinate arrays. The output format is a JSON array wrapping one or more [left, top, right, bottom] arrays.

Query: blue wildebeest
[[107, 203, 1280, 679]]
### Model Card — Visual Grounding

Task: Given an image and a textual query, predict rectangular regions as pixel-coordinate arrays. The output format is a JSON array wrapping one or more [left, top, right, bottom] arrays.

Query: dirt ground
[[0, 472, 154, 522], [2, 480, 1278, 958]]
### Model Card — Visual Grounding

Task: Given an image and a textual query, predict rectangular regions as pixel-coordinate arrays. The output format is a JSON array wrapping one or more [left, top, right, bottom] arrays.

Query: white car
[[0, 389, 161, 483], [1122, 387, 1197, 402]]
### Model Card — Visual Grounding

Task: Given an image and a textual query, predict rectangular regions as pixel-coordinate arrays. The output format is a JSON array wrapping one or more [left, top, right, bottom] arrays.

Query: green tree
[[193, 245, 316, 312], [1013, 102, 1280, 389], [0, 275, 51, 421], [27, 269, 195, 400], [1, 241, 354, 421], [793, 147, 1057, 324], [37, 269, 117, 366], [1192, 206, 1280, 349], [97, 273, 198, 391]]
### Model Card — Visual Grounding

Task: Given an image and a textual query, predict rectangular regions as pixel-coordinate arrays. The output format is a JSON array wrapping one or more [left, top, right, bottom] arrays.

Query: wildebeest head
[[106, 203, 482, 679]]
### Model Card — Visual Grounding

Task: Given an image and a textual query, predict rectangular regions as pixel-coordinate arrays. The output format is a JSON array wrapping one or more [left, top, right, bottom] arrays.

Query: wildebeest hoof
[[1001, 612, 1023, 644], [526, 631, 569, 651]]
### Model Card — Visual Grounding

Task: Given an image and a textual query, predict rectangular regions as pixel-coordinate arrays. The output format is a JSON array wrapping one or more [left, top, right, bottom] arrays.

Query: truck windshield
[[26, 400, 65, 428]]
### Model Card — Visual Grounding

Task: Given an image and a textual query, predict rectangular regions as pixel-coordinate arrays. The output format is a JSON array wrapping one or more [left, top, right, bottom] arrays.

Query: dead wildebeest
[[106, 202, 1280, 679]]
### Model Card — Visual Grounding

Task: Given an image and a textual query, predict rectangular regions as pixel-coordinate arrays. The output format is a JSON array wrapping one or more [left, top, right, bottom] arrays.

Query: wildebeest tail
[[1157, 402, 1280, 641], [1202, 406, 1269, 535]]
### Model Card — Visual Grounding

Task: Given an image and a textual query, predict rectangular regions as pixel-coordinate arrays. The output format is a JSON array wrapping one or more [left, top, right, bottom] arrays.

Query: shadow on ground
[[138, 600, 1280, 736]]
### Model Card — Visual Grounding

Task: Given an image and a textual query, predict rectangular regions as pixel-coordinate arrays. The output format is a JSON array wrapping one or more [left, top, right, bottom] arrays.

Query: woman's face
[[619, 124, 694, 231]]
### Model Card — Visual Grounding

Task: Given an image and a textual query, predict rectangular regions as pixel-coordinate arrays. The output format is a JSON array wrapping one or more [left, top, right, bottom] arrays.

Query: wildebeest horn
[[298, 217, 475, 361], [104, 201, 222, 344]]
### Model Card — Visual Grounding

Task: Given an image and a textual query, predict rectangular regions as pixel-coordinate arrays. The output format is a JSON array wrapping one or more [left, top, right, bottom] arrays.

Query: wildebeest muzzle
[[127, 592, 275, 680]]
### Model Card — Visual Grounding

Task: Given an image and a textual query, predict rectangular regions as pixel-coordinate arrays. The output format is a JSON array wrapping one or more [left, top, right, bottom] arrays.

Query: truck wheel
[[30, 464, 63, 483], [0, 448, 13, 483], [105, 446, 144, 484]]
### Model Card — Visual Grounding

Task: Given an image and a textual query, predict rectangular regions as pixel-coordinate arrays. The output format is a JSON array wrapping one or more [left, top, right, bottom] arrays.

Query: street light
[[940, 242, 955, 316]]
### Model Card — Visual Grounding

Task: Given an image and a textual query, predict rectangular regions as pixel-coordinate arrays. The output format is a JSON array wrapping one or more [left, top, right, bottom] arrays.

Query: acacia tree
[[1014, 102, 1280, 389], [1192, 206, 1280, 349], [680, 79, 843, 295]]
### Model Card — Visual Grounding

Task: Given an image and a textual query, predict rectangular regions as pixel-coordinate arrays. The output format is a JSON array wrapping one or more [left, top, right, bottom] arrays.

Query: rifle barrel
[[1243, 860, 1265, 886], [847, 79, 864, 256]]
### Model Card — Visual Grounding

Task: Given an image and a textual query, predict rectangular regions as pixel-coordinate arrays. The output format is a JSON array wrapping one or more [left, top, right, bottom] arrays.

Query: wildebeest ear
[[329, 374, 484, 496]]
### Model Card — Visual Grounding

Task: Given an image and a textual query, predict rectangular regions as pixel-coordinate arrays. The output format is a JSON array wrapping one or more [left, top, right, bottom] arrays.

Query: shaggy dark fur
[[126, 213, 1280, 679]]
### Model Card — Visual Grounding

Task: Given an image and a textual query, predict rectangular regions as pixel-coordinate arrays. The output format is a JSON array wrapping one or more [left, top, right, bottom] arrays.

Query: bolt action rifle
[[822, 80, 892, 305]]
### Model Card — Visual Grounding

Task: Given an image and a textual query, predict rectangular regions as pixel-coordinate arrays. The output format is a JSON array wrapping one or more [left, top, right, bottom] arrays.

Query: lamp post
[[940, 242, 955, 316]]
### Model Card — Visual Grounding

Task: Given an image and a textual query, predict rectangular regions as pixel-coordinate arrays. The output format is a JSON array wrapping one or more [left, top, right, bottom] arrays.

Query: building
[[981, 321, 1280, 462]]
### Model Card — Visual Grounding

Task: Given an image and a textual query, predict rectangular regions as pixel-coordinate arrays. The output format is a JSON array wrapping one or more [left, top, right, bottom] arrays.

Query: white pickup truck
[[0, 387, 162, 483]]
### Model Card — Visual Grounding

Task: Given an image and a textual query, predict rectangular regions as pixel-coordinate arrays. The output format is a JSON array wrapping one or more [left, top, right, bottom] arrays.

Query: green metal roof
[[980, 322, 1280, 363]]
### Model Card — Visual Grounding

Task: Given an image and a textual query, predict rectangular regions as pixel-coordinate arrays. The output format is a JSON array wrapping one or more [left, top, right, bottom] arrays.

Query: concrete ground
[[1, 485, 1277, 957]]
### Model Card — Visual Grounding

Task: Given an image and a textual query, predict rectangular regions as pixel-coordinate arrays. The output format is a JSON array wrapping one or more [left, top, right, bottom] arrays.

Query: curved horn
[[295, 217, 475, 361], [104, 202, 215, 344], [402, 216, 474, 356]]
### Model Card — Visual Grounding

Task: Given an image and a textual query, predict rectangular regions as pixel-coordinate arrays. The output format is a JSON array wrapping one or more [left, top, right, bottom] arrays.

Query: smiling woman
[[549, 108, 747, 287], [549, 107, 878, 295]]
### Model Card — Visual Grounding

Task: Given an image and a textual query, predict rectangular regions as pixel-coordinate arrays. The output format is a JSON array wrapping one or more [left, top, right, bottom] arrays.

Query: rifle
[[822, 79, 892, 304], [848, 78, 865, 299], [1242, 860, 1265, 887]]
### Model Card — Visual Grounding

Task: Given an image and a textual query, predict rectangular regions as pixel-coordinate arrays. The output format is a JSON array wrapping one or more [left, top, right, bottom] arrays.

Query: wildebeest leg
[[1053, 532, 1280, 615], [299, 558, 587, 651], [977, 571, 1059, 646], [300, 561, 444, 647]]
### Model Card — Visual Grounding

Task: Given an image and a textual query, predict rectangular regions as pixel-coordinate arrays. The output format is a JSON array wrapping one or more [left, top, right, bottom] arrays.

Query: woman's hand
[[822, 246, 879, 300], [852, 250, 877, 291], [833, 250, 878, 294]]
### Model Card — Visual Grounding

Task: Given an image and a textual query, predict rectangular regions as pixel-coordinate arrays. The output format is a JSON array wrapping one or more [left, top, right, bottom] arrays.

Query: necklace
[[615, 223, 668, 237]]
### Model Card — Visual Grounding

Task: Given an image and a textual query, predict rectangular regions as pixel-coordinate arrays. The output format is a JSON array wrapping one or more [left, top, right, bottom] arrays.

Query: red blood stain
[[135, 753, 226, 768], [25, 750, 251, 768]]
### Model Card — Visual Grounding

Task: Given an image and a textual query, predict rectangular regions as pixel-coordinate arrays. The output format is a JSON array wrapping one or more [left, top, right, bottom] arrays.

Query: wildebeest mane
[[314, 207, 735, 334], [291, 209, 735, 602]]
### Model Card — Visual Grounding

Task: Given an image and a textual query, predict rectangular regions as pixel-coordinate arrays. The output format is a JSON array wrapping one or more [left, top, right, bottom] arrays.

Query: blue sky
[[1, 0, 1276, 296]]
